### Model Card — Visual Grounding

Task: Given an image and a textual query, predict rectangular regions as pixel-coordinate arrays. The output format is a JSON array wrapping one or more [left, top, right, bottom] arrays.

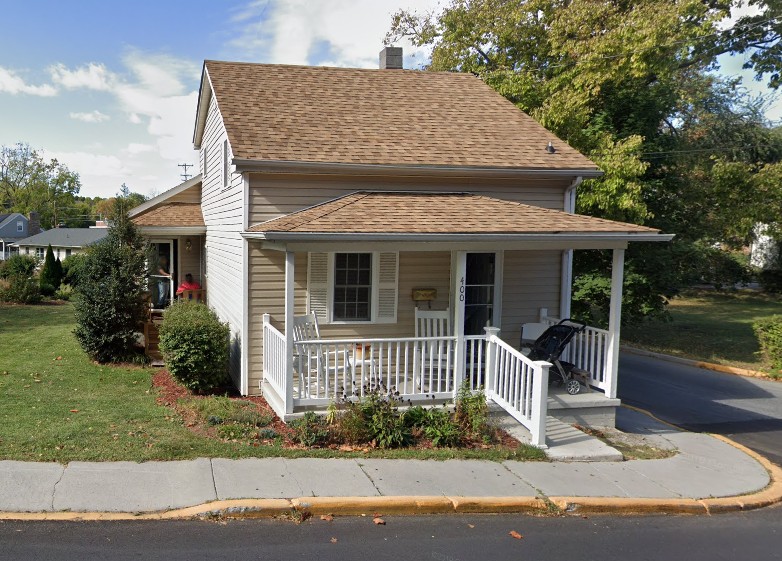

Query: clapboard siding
[[247, 174, 571, 225], [246, 248, 452, 394], [201, 94, 245, 385], [500, 250, 562, 348]]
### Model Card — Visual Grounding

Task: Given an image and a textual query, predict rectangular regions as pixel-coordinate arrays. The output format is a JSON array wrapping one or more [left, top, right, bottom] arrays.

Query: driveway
[[618, 353, 782, 466]]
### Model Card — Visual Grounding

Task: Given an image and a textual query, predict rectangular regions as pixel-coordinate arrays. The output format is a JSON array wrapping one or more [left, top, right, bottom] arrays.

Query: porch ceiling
[[244, 192, 672, 249]]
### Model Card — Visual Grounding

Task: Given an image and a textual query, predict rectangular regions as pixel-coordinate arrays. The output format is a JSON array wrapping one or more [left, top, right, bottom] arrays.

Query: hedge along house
[[133, 48, 672, 446]]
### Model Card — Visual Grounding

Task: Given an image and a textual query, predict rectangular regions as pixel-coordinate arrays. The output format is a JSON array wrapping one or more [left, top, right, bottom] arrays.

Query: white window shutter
[[307, 252, 330, 324], [375, 252, 398, 323]]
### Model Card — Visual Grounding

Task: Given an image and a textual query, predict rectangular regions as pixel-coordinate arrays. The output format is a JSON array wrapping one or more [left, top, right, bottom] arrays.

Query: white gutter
[[242, 231, 674, 243], [232, 158, 604, 179]]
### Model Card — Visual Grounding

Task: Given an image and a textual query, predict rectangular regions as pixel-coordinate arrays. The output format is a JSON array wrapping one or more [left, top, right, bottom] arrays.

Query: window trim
[[16, 221, 23, 232], [221, 139, 229, 189], [332, 252, 373, 322]]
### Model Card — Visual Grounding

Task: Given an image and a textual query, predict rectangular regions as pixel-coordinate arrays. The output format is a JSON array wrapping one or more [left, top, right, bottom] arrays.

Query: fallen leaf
[[70, 409, 79, 413], [509, 531, 523, 540], [56, 356, 62, 361], [330, 537, 338, 544], [373, 517, 385, 525], [321, 514, 334, 522], [468, 524, 475, 528]]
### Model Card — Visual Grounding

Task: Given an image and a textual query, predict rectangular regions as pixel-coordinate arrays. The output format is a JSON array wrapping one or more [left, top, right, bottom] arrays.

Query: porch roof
[[132, 203, 205, 229], [245, 192, 670, 244]]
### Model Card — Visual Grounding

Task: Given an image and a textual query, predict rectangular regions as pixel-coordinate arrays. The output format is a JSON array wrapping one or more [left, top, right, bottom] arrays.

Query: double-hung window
[[307, 252, 398, 324], [16, 221, 23, 232]]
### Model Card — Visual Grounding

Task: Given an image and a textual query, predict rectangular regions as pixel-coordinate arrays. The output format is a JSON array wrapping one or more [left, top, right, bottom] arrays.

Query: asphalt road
[[1, 508, 780, 561], [618, 353, 782, 466]]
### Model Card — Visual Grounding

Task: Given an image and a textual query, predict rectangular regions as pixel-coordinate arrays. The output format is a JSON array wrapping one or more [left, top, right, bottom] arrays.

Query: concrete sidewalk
[[0, 408, 778, 518]]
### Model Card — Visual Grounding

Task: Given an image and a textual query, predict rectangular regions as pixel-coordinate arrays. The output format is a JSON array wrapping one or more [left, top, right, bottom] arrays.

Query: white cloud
[[50, 62, 114, 91], [0, 66, 57, 96], [124, 142, 155, 155], [69, 110, 110, 123], [229, 0, 439, 68], [46, 150, 128, 178]]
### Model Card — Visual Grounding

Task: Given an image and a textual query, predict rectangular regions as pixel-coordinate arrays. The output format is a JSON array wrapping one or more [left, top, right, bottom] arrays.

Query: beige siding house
[[130, 49, 672, 444]]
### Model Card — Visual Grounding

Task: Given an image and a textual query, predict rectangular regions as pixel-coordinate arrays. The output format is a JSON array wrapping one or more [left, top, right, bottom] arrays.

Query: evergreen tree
[[39, 244, 60, 296], [73, 195, 149, 363]]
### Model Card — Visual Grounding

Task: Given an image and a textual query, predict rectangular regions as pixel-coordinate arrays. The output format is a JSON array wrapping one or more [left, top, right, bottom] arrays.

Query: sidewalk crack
[[51, 464, 67, 511], [499, 462, 549, 501], [355, 461, 383, 496], [209, 459, 219, 501]]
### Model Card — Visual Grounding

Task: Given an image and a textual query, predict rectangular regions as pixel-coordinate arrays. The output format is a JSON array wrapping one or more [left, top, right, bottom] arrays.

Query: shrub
[[39, 244, 61, 296], [61, 254, 87, 287], [758, 270, 782, 294], [73, 202, 148, 363], [54, 283, 73, 301], [0, 254, 37, 280], [363, 389, 411, 448], [455, 381, 489, 438], [0, 275, 42, 304], [753, 316, 782, 369], [290, 411, 329, 446], [158, 300, 230, 392], [420, 407, 462, 447]]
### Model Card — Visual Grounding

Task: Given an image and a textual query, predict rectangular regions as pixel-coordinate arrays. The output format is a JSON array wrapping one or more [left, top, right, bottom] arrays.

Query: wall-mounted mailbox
[[412, 288, 437, 302]]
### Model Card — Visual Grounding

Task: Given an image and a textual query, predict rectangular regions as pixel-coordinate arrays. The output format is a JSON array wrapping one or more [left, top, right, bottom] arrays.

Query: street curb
[[621, 346, 779, 381]]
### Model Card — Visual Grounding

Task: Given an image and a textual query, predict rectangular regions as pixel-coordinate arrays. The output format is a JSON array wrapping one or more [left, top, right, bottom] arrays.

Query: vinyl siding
[[500, 250, 563, 347], [201, 94, 245, 385], [247, 174, 571, 226], [247, 247, 452, 394]]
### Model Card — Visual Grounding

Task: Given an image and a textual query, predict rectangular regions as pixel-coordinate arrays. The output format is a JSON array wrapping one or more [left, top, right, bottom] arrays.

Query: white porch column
[[284, 251, 295, 414], [560, 249, 573, 319], [605, 248, 625, 399], [452, 251, 467, 394]]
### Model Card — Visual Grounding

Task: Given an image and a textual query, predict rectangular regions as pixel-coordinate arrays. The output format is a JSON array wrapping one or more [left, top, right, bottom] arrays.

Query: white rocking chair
[[414, 307, 452, 392], [292, 313, 342, 397]]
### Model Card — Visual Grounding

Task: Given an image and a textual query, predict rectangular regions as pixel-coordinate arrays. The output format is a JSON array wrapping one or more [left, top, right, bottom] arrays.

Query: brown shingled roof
[[203, 61, 599, 172], [248, 192, 659, 235], [132, 203, 205, 228]]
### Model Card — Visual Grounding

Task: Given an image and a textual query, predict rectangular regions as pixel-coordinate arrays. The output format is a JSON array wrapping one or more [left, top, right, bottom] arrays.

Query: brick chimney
[[28, 212, 40, 236], [379, 46, 403, 70]]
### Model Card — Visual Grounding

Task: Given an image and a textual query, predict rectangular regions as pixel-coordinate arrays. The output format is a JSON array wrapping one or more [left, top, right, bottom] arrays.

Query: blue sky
[[0, 1, 778, 199]]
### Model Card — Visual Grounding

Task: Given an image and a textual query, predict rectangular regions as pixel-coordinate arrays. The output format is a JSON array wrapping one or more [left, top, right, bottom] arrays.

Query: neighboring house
[[0, 212, 39, 260], [130, 48, 672, 442], [13, 226, 108, 262]]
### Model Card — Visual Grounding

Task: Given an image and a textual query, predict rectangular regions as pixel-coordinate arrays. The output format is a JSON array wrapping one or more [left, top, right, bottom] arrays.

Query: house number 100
[[459, 277, 465, 302]]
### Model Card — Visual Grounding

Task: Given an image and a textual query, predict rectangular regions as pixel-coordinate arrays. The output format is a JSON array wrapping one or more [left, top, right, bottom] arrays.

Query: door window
[[464, 253, 495, 335]]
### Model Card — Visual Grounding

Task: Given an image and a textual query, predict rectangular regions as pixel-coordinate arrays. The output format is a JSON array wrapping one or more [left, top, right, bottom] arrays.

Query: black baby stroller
[[526, 319, 591, 395]]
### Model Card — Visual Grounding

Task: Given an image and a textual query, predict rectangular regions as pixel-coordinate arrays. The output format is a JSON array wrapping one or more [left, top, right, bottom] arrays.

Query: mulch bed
[[152, 370, 521, 451]]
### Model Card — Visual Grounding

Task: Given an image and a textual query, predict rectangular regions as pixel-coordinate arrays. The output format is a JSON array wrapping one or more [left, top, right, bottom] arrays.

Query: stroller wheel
[[565, 379, 581, 395]]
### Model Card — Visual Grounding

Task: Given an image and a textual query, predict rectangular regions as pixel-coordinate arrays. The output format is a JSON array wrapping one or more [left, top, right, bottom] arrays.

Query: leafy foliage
[[753, 315, 782, 370], [73, 197, 149, 363], [158, 301, 230, 392], [0, 254, 37, 280], [290, 411, 330, 447], [0, 254, 41, 304], [388, 0, 782, 321], [454, 381, 490, 439]]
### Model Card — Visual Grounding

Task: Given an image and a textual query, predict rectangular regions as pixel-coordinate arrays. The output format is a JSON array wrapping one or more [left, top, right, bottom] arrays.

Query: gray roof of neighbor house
[[13, 228, 108, 248], [196, 61, 600, 174]]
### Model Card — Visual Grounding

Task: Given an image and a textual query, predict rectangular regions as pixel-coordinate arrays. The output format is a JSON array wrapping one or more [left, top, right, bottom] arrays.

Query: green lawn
[[0, 303, 544, 463], [622, 289, 782, 374]]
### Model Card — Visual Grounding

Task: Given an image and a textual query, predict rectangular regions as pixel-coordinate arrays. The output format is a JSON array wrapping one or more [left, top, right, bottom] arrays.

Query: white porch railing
[[484, 328, 550, 447], [261, 316, 552, 448], [262, 318, 288, 402], [541, 310, 611, 392]]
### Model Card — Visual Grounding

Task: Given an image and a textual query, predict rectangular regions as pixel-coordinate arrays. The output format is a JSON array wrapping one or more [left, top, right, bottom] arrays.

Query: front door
[[150, 240, 177, 309], [464, 252, 496, 335]]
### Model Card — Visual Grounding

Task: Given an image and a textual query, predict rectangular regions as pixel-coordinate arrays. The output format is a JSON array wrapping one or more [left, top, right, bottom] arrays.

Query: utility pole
[[178, 163, 193, 182]]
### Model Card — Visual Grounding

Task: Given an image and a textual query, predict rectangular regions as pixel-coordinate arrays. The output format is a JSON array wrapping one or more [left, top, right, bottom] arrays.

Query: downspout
[[560, 177, 582, 319]]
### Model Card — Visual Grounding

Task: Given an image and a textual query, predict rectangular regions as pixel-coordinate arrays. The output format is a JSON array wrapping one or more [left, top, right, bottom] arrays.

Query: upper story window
[[16, 221, 23, 232]]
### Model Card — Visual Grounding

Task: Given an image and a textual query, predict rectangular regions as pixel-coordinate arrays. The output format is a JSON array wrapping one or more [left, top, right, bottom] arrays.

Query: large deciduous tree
[[0, 143, 81, 229], [388, 0, 782, 324]]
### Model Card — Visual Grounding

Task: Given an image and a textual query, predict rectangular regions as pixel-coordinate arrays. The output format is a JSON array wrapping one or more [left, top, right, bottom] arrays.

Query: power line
[[178, 163, 193, 181]]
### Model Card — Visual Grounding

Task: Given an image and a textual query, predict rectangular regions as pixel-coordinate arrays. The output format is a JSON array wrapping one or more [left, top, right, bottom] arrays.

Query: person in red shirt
[[175, 273, 202, 296]]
